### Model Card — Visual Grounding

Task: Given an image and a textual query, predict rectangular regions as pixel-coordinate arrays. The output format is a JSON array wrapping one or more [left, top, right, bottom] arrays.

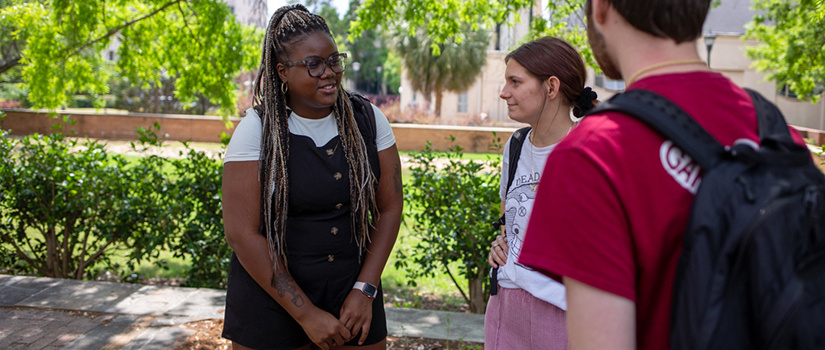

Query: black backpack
[[589, 89, 825, 349], [490, 126, 531, 296]]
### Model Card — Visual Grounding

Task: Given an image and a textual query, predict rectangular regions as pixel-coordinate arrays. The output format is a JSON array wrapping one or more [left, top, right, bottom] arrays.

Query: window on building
[[778, 82, 824, 100], [457, 92, 468, 113], [108, 50, 114, 61], [595, 73, 625, 91], [778, 84, 798, 99]]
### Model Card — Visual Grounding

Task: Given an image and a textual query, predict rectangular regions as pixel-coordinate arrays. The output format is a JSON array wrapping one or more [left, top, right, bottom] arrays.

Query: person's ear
[[544, 76, 561, 100], [591, 0, 610, 25], [277, 62, 288, 84]]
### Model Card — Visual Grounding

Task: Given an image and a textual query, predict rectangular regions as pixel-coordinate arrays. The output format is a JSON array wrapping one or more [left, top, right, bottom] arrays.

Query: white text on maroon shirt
[[659, 140, 702, 194]]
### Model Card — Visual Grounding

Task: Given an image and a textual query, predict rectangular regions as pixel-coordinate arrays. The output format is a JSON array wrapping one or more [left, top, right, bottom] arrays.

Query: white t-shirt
[[497, 129, 567, 310], [224, 104, 395, 163]]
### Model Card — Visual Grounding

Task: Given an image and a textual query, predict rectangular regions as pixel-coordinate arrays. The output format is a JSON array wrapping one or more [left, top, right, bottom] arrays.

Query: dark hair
[[505, 36, 597, 118], [585, 0, 711, 43], [253, 5, 376, 276]]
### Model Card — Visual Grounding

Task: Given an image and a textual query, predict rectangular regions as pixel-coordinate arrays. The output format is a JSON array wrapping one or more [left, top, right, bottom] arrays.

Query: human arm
[[488, 201, 509, 268], [222, 161, 350, 349], [338, 144, 404, 344], [565, 277, 636, 350]]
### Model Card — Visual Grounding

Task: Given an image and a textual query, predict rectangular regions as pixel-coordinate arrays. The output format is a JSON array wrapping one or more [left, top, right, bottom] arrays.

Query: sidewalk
[[0, 274, 484, 349]]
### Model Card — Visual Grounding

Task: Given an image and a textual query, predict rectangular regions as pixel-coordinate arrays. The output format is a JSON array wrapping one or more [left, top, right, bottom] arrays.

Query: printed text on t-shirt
[[660, 140, 702, 194], [513, 171, 541, 189]]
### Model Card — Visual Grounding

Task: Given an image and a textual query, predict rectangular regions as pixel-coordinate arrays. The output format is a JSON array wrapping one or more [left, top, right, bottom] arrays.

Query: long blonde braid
[[252, 5, 377, 286]]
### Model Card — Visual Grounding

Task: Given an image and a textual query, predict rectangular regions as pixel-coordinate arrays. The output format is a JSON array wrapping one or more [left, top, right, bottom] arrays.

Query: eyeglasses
[[283, 53, 347, 77]]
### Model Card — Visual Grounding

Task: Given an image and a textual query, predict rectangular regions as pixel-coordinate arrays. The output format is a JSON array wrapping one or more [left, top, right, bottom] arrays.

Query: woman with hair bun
[[486, 36, 597, 350], [220, 5, 402, 350]]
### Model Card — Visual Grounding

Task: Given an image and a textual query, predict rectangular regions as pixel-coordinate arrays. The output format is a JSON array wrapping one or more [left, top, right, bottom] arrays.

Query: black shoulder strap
[[744, 88, 794, 144], [347, 91, 381, 182], [493, 126, 532, 230], [506, 126, 532, 192], [588, 88, 799, 170], [587, 89, 726, 170], [348, 91, 377, 140]]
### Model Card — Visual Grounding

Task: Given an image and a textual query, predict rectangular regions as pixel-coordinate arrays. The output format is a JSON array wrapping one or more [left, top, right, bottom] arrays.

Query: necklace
[[529, 138, 539, 191], [626, 59, 707, 86]]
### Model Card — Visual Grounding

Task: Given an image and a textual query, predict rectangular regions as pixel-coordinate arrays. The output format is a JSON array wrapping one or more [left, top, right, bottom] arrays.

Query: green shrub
[[0, 118, 230, 287], [401, 136, 502, 313], [120, 125, 230, 288], [162, 137, 230, 288], [0, 130, 173, 279]]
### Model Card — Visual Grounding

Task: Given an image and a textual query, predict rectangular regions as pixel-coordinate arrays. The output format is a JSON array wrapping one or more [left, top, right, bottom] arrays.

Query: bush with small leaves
[[0, 128, 172, 279], [401, 135, 502, 313]]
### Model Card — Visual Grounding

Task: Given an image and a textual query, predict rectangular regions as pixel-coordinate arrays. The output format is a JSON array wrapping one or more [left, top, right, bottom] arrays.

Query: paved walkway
[[0, 274, 484, 349]]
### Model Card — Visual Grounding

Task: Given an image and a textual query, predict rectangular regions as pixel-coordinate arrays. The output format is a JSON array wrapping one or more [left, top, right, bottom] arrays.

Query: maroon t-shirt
[[519, 71, 805, 349]]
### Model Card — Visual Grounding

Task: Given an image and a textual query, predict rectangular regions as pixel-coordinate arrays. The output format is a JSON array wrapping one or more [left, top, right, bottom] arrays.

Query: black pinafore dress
[[222, 125, 386, 349]]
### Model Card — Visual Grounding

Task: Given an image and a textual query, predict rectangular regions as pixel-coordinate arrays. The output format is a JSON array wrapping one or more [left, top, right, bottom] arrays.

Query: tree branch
[[62, 0, 186, 60], [3, 227, 48, 276], [442, 260, 470, 305], [176, 1, 205, 52], [0, 55, 21, 76], [77, 239, 114, 279]]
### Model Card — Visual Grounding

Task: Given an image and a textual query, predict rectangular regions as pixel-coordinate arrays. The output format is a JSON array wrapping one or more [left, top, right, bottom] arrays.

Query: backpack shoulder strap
[[493, 126, 532, 230], [744, 88, 794, 143], [506, 126, 532, 192], [347, 91, 381, 181], [587, 89, 726, 170], [348, 91, 377, 140]]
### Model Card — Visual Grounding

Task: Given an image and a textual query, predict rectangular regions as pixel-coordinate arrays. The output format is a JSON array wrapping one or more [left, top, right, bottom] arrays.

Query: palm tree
[[395, 25, 490, 117]]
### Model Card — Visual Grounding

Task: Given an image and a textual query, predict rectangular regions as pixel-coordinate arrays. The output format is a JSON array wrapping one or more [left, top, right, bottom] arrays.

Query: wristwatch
[[352, 281, 378, 299]]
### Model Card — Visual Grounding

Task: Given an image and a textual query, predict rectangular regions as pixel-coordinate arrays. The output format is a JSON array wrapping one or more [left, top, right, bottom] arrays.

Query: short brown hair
[[585, 0, 711, 43]]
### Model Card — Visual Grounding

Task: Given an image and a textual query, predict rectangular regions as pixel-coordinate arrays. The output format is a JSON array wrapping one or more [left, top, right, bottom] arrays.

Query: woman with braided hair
[[221, 5, 402, 350]]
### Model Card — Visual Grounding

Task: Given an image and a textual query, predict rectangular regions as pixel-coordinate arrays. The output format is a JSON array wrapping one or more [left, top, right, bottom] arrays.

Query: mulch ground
[[174, 318, 483, 350]]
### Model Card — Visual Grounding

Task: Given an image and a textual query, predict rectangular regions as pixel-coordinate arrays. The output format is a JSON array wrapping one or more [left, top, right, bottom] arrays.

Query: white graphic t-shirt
[[497, 130, 566, 310]]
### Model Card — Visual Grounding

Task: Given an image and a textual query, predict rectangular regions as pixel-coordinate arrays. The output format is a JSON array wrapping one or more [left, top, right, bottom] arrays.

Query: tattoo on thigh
[[273, 270, 305, 307]]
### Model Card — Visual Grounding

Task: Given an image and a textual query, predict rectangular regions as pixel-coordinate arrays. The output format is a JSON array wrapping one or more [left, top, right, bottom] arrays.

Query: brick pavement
[[0, 306, 109, 349]]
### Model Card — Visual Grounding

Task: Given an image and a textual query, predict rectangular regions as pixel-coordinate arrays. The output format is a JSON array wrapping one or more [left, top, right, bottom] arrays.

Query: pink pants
[[484, 286, 569, 350]]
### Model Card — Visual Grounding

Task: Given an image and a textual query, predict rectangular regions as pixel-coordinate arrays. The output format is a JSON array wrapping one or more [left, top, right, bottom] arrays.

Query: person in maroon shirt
[[519, 0, 805, 349]]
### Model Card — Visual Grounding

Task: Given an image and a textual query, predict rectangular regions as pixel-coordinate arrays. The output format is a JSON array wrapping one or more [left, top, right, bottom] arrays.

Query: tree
[[529, 0, 596, 69], [351, 0, 533, 46], [0, 0, 262, 116], [746, 0, 825, 102], [394, 26, 489, 116]]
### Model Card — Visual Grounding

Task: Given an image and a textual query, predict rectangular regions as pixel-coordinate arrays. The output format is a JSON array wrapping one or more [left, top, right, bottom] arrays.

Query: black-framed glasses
[[283, 53, 347, 77]]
